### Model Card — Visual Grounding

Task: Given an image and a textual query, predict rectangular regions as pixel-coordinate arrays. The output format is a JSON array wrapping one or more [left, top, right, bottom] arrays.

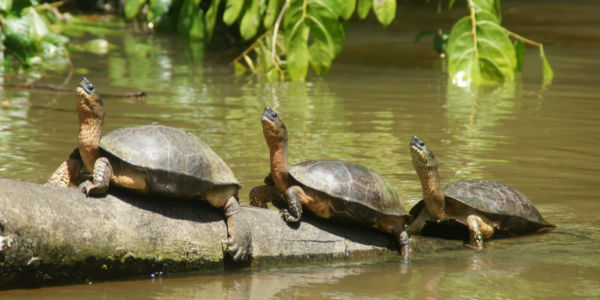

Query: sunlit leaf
[[240, 0, 260, 40], [148, 0, 172, 22], [125, 0, 147, 19], [0, 0, 11, 12], [205, 0, 221, 39], [356, 0, 370, 19], [340, 0, 356, 20], [234, 61, 246, 76], [285, 22, 309, 80], [176, 0, 195, 35], [223, 0, 244, 25], [471, 0, 495, 14], [513, 39, 524, 71], [23, 7, 51, 39], [83, 39, 111, 55], [309, 33, 332, 76], [372, 0, 395, 26], [539, 45, 553, 85], [189, 9, 206, 40], [266, 66, 280, 82], [447, 11, 516, 86], [263, 0, 281, 28]]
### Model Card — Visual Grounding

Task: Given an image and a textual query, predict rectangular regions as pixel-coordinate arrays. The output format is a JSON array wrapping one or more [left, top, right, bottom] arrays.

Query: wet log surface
[[0, 177, 460, 289]]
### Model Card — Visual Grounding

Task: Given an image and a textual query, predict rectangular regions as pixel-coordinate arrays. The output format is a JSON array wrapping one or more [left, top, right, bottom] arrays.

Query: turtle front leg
[[222, 196, 252, 261], [79, 157, 113, 196], [281, 185, 307, 223], [249, 185, 277, 208], [466, 215, 494, 250], [45, 149, 83, 187], [398, 231, 410, 258]]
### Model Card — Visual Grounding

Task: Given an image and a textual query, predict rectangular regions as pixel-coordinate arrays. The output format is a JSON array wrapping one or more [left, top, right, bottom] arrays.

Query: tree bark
[[0, 177, 459, 289]]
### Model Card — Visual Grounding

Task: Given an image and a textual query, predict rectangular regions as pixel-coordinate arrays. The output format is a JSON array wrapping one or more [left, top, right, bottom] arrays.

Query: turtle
[[249, 106, 413, 256], [407, 135, 555, 249], [45, 77, 252, 261]]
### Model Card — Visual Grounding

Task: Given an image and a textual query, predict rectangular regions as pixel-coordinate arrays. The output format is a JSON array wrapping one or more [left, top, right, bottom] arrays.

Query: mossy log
[[0, 177, 459, 289]]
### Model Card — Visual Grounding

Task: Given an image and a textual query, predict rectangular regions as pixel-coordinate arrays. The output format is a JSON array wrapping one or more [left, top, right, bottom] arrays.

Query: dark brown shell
[[412, 180, 554, 233], [99, 125, 239, 197], [289, 160, 410, 220]]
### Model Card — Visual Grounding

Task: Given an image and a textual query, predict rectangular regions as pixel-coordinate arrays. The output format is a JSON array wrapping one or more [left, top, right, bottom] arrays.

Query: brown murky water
[[1, 1, 599, 298]]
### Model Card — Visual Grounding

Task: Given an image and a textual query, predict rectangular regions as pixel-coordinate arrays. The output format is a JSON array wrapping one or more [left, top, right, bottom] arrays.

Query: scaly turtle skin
[[45, 77, 252, 261], [407, 135, 555, 249], [249, 107, 412, 256]]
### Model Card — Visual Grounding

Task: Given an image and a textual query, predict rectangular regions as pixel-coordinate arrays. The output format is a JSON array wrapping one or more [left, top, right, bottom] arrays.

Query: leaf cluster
[[0, 0, 70, 71]]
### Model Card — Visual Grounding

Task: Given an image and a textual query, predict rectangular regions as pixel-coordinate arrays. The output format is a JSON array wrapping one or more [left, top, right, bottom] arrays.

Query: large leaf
[[176, 0, 196, 35], [356, 0, 371, 19], [513, 39, 524, 72], [0, 0, 11, 12], [285, 21, 310, 80], [240, 0, 260, 40], [447, 11, 516, 86], [372, 0, 395, 26], [189, 8, 205, 40], [223, 0, 244, 25], [125, 0, 147, 19], [308, 28, 332, 76], [263, 0, 281, 29], [147, 0, 172, 22], [23, 7, 51, 39], [339, 0, 356, 20], [204, 0, 221, 39]]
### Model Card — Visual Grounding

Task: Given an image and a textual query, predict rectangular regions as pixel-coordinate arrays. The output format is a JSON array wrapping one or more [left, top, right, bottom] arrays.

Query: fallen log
[[0, 177, 460, 289]]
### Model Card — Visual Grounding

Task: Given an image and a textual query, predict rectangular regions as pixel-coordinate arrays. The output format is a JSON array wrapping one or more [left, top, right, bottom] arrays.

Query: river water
[[1, 0, 599, 298]]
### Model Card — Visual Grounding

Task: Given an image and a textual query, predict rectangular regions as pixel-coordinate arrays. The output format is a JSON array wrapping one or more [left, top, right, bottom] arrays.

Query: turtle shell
[[443, 180, 553, 233], [289, 160, 410, 221], [99, 125, 239, 197]]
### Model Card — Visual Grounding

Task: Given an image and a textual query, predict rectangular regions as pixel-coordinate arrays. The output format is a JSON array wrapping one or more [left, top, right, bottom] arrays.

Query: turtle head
[[262, 106, 287, 148], [409, 136, 437, 170], [76, 77, 104, 115]]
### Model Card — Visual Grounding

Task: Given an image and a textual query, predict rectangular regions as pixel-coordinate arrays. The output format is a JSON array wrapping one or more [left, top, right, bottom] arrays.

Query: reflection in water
[[1, 0, 600, 298]]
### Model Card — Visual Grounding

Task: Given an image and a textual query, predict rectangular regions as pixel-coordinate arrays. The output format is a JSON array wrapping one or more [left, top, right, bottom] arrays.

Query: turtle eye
[[86, 83, 95, 92], [418, 140, 425, 147], [271, 111, 278, 119]]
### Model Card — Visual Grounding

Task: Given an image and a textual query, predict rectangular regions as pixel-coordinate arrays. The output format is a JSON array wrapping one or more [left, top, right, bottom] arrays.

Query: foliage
[[445, 0, 553, 87], [0, 1, 70, 71]]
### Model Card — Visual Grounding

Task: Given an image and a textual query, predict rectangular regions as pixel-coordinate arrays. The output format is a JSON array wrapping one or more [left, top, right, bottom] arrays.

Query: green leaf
[[539, 45, 553, 85], [340, 0, 356, 20], [83, 39, 111, 55], [263, 0, 281, 28], [309, 32, 332, 76], [285, 22, 310, 80], [446, 11, 516, 86], [372, 0, 395, 26], [471, 0, 495, 13], [176, 0, 196, 35], [148, 0, 172, 22], [223, 0, 245, 25], [125, 0, 147, 19], [448, 0, 456, 9], [0, 0, 11, 12], [513, 39, 524, 72], [357, 0, 371, 19], [240, 0, 260, 40], [189, 9, 206, 40], [23, 7, 51, 39], [205, 0, 221, 39], [234, 61, 246, 76]]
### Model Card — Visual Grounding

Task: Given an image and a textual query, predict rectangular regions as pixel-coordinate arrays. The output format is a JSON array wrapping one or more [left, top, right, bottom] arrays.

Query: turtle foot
[[78, 180, 108, 197], [223, 213, 253, 262], [280, 209, 301, 223]]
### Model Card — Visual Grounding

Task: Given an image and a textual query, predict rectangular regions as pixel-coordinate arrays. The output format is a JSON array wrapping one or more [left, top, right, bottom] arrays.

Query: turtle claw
[[280, 209, 300, 223], [223, 210, 252, 262], [78, 181, 93, 196], [222, 238, 252, 262]]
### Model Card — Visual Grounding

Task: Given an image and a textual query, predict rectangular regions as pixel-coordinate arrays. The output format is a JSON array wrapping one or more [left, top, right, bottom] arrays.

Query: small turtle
[[46, 77, 252, 261], [407, 135, 555, 249], [250, 107, 413, 256]]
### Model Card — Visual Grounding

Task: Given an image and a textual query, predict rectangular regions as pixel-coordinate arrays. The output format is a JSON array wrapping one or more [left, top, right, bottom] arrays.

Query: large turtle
[[249, 107, 413, 256], [46, 77, 252, 261], [407, 135, 555, 249]]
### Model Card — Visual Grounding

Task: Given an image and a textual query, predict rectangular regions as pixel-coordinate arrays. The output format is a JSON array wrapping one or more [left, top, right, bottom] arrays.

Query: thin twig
[[272, 0, 290, 81], [468, 0, 479, 59], [503, 28, 542, 47], [230, 28, 274, 66]]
